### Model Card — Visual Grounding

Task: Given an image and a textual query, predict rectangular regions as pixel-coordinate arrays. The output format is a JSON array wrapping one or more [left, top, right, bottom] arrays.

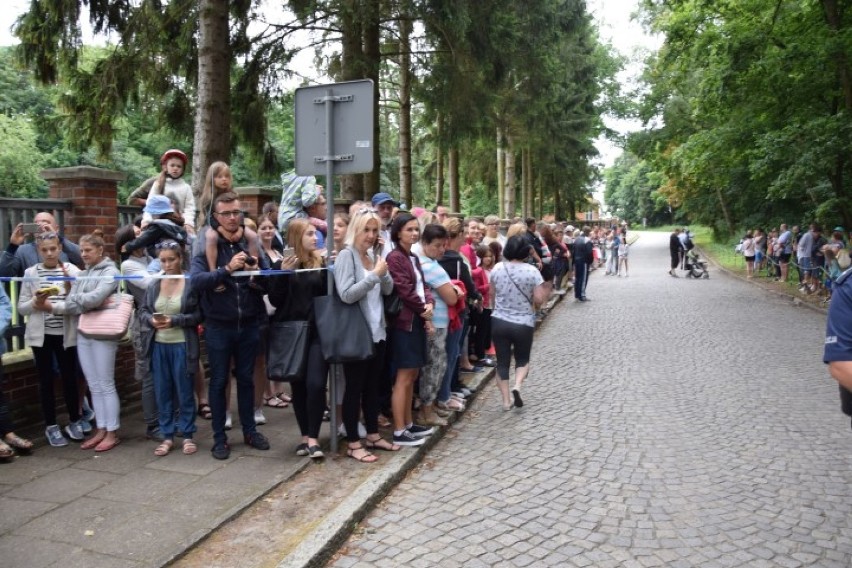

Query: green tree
[[0, 114, 47, 197], [635, 0, 852, 234]]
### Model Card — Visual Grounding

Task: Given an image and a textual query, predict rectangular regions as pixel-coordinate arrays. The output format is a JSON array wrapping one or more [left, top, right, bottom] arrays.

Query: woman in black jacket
[[266, 218, 328, 459]]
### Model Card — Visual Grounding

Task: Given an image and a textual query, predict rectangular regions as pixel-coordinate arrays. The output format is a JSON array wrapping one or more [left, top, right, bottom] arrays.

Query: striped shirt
[[36, 264, 68, 334]]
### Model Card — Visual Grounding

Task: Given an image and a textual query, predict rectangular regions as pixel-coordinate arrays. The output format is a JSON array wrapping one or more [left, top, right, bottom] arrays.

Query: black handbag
[[313, 288, 375, 363], [383, 287, 402, 319], [267, 320, 310, 381]]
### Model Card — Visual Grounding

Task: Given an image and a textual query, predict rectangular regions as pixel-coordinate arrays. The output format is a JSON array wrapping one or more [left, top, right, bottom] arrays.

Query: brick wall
[[3, 166, 140, 434]]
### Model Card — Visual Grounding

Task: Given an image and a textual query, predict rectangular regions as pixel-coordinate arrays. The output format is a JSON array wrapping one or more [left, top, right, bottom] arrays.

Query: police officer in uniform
[[824, 267, 852, 428]]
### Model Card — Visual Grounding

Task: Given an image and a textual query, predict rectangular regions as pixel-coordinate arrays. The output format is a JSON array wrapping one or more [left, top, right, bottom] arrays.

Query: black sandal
[[347, 444, 378, 463], [198, 403, 212, 420], [365, 437, 400, 452]]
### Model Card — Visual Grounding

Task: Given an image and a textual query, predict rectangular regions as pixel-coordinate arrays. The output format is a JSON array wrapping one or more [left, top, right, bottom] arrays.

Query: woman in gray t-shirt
[[489, 236, 547, 411]]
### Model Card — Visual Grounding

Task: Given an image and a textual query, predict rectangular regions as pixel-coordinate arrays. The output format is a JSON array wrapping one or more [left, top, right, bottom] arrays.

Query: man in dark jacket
[[572, 226, 594, 301], [0, 212, 83, 277], [190, 192, 270, 460]]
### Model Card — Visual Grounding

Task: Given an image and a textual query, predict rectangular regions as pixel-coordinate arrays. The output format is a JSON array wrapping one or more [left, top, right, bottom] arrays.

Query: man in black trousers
[[572, 226, 594, 301]]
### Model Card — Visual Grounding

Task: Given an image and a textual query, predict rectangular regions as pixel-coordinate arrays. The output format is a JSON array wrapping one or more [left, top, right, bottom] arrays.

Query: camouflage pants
[[419, 327, 448, 405]]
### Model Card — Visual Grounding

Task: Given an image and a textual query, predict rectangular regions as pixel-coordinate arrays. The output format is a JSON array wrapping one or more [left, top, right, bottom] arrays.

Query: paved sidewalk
[[1, 287, 567, 568]]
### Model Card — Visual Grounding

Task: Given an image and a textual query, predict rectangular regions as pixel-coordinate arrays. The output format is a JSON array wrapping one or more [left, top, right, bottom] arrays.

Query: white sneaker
[[46, 425, 68, 447], [254, 408, 266, 425], [337, 421, 368, 438], [224, 412, 233, 430]]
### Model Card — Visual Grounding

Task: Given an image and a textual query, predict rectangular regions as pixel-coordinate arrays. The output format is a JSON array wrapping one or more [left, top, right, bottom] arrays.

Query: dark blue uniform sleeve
[[824, 272, 852, 363]]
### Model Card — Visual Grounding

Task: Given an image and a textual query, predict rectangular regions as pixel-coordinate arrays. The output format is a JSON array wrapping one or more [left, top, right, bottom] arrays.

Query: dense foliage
[[618, 0, 852, 235], [7, 0, 616, 219]]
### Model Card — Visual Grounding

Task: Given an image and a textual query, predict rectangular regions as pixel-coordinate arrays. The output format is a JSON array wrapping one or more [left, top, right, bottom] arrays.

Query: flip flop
[[0, 440, 14, 460], [81, 432, 106, 450], [94, 437, 121, 453], [4, 433, 33, 454], [182, 439, 198, 455], [264, 395, 288, 408], [154, 440, 173, 457]]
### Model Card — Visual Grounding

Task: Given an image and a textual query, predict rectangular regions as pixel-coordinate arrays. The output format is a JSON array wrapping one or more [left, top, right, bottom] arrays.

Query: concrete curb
[[274, 291, 567, 568]]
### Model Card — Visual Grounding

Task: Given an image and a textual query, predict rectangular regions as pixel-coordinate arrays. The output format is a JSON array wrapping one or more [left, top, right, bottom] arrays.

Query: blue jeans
[[574, 262, 588, 299], [438, 326, 463, 403], [152, 342, 197, 439], [205, 324, 259, 445]]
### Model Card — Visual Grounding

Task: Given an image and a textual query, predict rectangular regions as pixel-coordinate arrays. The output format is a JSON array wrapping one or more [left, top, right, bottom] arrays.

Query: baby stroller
[[684, 249, 709, 279]]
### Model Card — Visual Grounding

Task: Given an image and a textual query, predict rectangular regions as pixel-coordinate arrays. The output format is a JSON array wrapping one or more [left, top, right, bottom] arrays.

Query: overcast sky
[[0, 0, 659, 176]]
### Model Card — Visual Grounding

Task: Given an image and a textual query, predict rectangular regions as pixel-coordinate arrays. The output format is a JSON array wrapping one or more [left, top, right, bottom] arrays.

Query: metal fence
[[0, 198, 142, 355], [0, 198, 73, 251]]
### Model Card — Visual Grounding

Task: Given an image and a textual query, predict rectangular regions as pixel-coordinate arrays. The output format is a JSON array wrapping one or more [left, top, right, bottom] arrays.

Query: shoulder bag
[[383, 287, 402, 319], [78, 293, 135, 341], [314, 287, 375, 363], [503, 264, 534, 312], [267, 320, 310, 381]]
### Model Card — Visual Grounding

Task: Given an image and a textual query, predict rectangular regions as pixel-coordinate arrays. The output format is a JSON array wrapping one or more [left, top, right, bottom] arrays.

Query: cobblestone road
[[328, 231, 852, 568]]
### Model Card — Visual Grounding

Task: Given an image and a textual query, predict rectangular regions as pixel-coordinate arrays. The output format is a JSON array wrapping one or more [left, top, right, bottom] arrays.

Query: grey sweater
[[333, 246, 394, 343]]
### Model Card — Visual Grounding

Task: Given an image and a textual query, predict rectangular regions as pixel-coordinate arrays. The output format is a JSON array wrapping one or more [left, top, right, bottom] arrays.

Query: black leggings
[[473, 308, 493, 360], [33, 336, 80, 426], [0, 364, 11, 436], [342, 341, 385, 443], [491, 317, 534, 381], [289, 339, 328, 439]]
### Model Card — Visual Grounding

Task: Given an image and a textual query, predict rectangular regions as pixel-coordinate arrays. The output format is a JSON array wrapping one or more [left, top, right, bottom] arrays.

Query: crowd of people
[[735, 223, 850, 299], [0, 148, 602, 464]]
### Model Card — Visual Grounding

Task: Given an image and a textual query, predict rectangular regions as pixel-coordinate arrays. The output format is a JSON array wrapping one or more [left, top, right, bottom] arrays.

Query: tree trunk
[[553, 173, 563, 220], [435, 115, 444, 205], [715, 185, 733, 234], [504, 133, 516, 219], [397, 5, 413, 208], [362, 0, 381, 198], [822, 0, 852, 111], [496, 126, 505, 219], [521, 148, 536, 217], [338, 0, 365, 201], [192, 0, 231, 198], [520, 148, 528, 217], [821, 0, 852, 225], [448, 148, 460, 213]]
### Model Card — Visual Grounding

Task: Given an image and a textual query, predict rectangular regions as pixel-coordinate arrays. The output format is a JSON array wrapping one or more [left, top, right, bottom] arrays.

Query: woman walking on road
[[669, 228, 681, 277], [489, 236, 548, 411]]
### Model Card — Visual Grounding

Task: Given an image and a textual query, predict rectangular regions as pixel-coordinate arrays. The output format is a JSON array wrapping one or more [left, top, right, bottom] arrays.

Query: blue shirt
[[824, 269, 852, 364], [414, 245, 450, 329]]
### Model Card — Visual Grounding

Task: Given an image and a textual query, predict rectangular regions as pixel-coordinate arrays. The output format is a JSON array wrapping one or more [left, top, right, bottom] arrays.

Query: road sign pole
[[324, 89, 340, 454], [295, 80, 374, 456]]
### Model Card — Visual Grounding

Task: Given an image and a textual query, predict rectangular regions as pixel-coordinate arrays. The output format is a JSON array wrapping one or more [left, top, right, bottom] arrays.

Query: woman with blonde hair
[[334, 209, 399, 460], [40, 231, 121, 451], [266, 218, 328, 458]]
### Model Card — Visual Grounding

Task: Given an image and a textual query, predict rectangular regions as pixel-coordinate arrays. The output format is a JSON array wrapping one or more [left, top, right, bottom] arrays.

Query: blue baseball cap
[[371, 192, 399, 207]]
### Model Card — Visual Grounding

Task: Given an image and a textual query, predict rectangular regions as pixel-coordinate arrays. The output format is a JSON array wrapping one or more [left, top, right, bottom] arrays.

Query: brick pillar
[[41, 166, 125, 253], [235, 186, 280, 220]]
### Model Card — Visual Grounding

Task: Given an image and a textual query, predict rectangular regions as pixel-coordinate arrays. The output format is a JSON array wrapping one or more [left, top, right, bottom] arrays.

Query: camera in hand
[[244, 255, 257, 267]]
